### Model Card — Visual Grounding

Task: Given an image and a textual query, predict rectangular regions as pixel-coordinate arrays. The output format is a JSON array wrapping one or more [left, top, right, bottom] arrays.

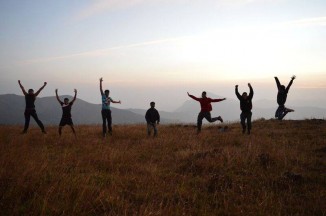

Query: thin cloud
[[281, 16, 326, 27], [21, 37, 187, 64], [72, 0, 273, 21]]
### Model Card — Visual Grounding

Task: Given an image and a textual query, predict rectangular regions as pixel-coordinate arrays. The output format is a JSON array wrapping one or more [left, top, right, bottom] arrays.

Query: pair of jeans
[[23, 109, 45, 132], [240, 111, 252, 132], [197, 112, 220, 132], [101, 109, 112, 135]]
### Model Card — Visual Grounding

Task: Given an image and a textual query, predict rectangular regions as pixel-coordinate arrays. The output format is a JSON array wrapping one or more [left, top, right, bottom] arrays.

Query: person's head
[[150, 101, 155, 108], [64, 98, 69, 105], [280, 85, 286, 91], [242, 92, 248, 99], [28, 89, 34, 95], [202, 91, 207, 98], [104, 90, 110, 96]]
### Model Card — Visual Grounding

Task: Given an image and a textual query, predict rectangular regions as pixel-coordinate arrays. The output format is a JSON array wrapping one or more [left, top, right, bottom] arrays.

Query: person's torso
[[240, 98, 252, 112], [199, 98, 212, 112], [146, 108, 158, 122], [102, 95, 111, 110], [61, 102, 73, 118], [25, 94, 35, 109], [277, 90, 287, 105]]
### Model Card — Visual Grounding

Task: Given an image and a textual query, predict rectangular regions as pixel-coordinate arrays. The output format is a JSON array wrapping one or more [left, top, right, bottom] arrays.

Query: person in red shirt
[[187, 91, 226, 133]]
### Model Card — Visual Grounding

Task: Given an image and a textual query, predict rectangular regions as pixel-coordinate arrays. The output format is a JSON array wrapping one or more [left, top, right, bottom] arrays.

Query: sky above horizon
[[1, 0, 326, 111]]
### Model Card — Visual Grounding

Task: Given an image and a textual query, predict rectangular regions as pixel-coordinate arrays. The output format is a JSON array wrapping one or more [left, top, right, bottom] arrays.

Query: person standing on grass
[[235, 83, 254, 134], [55, 89, 77, 137], [145, 102, 160, 137], [18, 80, 47, 134], [274, 75, 296, 120], [187, 91, 226, 133], [100, 77, 121, 137]]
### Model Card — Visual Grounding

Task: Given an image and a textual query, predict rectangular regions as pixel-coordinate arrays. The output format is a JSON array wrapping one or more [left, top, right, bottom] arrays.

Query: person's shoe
[[217, 116, 223, 123], [287, 108, 294, 112]]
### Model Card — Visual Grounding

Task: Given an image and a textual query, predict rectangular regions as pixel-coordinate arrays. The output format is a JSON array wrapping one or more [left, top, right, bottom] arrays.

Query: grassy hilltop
[[0, 120, 325, 215]]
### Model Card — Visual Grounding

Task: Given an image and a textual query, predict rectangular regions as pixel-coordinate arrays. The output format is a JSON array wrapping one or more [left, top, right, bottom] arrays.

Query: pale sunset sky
[[0, 0, 325, 111]]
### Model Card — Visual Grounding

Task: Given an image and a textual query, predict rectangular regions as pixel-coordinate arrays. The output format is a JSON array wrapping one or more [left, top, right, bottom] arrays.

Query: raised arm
[[274, 77, 281, 90], [71, 89, 77, 103], [286, 75, 295, 92], [248, 83, 254, 99], [235, 85, 242, 100], [99, 77, 104, 95], [34, 82, 47, 97], [18, 80, 27, 95], [55, 89, 62, 103], [187, 92, 200, 101]]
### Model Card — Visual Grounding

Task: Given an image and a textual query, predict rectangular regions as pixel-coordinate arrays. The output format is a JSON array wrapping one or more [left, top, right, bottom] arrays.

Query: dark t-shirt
[[60, 102, 73, 118], [25, 94, 36, 109]]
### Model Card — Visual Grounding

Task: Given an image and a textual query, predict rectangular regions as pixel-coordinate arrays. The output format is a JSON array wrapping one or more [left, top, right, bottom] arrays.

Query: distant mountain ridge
[[0, 94, 147, 125], [0, 94, 325, 125]]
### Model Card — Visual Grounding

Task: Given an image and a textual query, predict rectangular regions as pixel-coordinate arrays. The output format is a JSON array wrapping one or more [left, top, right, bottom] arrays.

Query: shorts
[[59, 118, 73, 126]]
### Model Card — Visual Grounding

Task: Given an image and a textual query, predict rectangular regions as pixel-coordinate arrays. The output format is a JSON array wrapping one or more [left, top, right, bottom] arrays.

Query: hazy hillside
[[0, 94, 146, 125]]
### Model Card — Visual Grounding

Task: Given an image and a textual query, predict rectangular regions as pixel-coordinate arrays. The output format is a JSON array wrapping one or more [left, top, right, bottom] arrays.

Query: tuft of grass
[[0, 120, 325, 215]]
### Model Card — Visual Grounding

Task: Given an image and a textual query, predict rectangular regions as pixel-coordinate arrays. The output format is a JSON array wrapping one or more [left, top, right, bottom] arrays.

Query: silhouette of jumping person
[[187, 91, 225, 133], [235, 83, 254, 134], [18, 80, 47, 134], [55, 89, 77, 137], [145, 102, 160, 137], [274, 76, 296, 120], [100, 77, 121, 137]]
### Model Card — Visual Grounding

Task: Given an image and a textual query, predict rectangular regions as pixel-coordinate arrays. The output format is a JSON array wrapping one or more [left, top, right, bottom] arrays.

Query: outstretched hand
[[291, 75, 296, 80], [18, 80, 21, 84], [74, 89, 77, 93], [235, 85, 238, 88], [187, 92, 190, 96], [44, 82, 47, 86], [55, 89, 58, 93], [248, 83, 251, 87], [100, 77, 103, 82]]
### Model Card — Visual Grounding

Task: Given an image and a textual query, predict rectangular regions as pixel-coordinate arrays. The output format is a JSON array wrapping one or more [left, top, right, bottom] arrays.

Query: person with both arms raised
[[18, 80, 47, 134], [274, 75, 296, 120], [235, 83, 254, 134], [55, 88, 77, 137]]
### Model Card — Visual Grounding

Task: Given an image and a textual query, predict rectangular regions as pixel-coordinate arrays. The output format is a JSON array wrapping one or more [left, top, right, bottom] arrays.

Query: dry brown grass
[[0, 119, 325, 215]]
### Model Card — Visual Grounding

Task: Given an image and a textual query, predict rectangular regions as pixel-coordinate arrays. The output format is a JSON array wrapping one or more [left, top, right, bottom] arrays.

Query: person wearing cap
[[235, 83, 254, 134], [18, 80, 47, 134], [274, 75, 296, 120], [145, 102, 160, 137], [187, 91, 225, 133], [99, 77, 121, 137], [55, 88, 77, 137]]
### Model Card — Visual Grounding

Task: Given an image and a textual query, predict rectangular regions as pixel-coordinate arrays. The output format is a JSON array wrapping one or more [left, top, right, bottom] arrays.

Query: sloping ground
[[0, 119, 325, 215]]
